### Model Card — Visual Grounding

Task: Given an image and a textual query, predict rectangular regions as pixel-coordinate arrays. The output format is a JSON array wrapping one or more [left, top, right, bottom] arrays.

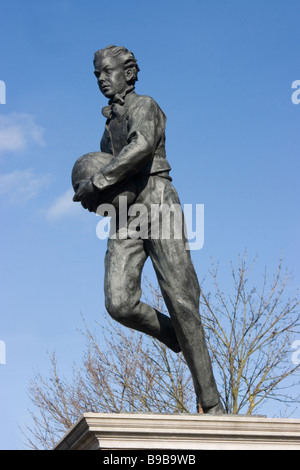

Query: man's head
[[94, 45, 140, 99]]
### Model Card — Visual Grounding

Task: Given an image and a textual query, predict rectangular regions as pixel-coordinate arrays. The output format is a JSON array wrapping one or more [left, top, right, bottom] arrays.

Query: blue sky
[[0, 0, 299, 449]]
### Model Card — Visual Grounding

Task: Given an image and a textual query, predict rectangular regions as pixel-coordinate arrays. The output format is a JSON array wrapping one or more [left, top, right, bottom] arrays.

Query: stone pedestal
[[53, 412, 300, 450]]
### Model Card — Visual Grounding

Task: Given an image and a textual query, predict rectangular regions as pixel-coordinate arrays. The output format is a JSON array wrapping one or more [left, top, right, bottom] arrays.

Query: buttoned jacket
[[91, 91, 171, 192]]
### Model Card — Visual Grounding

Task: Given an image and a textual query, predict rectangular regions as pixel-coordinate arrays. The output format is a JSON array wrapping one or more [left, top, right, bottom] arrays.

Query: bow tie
[[101, 88, 134, 121], [102, 101, 126, 121]]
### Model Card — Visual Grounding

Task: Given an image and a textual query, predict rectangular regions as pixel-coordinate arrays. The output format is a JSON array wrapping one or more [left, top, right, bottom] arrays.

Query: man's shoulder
[[128, 93, 165, 117], [129, 92, 156, 106]]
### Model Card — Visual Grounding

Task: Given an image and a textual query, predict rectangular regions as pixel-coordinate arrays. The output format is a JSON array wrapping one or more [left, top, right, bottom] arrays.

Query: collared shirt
[[91, 91, 171, 192]]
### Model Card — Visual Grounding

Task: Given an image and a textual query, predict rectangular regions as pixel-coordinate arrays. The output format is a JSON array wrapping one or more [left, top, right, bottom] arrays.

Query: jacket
[[91, 91, 172, 192]]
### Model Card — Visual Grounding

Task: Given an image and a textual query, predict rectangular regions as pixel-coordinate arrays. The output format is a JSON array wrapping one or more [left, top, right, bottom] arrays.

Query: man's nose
[[99, 73, 105, 84]]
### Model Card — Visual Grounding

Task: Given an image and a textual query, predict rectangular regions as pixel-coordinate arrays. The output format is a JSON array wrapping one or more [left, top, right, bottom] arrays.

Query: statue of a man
[[73, 45, 224, 414]]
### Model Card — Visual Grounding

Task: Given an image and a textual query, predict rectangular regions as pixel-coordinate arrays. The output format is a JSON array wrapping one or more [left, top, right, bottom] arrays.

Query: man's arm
[[92, 96, 163, 191]]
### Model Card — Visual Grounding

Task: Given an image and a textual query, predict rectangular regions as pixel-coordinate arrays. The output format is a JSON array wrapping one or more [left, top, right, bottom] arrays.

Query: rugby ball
[[72, 151, 137, 214]]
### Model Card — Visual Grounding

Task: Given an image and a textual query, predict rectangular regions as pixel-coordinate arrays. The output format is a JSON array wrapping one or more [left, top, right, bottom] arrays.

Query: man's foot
[[203, 401, 226, 415]]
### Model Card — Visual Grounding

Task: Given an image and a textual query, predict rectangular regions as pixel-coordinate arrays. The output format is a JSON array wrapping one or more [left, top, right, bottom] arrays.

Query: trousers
[[104, 174, 220, 409]]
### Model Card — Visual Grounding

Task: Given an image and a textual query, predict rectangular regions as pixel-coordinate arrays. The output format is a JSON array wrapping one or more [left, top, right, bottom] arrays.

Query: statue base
[[53, 412, 300, 450]]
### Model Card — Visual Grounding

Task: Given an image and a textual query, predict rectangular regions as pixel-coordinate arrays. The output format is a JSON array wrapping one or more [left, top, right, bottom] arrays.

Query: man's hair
[[94, 45, 140, 83]]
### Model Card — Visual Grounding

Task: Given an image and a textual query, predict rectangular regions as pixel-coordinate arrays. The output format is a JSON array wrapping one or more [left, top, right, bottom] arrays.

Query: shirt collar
[[101, 87, 135, 120]]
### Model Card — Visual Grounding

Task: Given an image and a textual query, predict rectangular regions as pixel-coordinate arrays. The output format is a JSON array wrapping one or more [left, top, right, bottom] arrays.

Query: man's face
[[94, 55, 129, 99]]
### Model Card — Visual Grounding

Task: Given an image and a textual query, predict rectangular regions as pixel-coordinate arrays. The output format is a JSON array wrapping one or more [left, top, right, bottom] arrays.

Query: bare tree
[[22, 307, 194, 450], [22, 253, 300, 449], [200, 253, 300, 415]]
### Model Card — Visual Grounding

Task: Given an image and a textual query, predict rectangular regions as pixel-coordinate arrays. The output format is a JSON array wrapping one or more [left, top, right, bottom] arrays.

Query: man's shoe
[[203, 402, 226, 415]]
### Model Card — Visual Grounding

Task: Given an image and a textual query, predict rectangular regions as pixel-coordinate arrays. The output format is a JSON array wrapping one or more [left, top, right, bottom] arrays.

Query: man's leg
[[104, 236, 181, 353], [143, 178, 223, 412], [145, 234, 221, 411]]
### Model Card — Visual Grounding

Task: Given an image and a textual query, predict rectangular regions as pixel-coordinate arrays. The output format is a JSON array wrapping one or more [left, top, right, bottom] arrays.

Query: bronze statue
[[72, 45, 224, 414]]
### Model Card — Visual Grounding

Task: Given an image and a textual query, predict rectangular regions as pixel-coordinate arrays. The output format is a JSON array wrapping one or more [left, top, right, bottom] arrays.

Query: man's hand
[[73, 179, 98, 212], [73, 179, 94, 202]]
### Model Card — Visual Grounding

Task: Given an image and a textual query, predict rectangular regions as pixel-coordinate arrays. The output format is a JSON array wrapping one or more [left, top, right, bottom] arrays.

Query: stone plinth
[[53, 413, 300, 450]]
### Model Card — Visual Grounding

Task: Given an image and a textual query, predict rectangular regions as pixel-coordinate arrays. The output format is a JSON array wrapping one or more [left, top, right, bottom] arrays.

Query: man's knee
[[105, 292, 135, 325]]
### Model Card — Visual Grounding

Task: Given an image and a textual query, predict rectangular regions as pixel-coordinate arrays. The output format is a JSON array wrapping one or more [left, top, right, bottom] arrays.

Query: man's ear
[[125, 68, 134, 83]]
